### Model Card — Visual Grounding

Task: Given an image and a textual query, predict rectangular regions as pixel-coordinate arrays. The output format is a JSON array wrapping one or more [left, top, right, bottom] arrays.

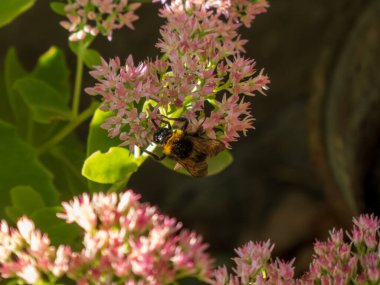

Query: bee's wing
[[176, 136, 225, 177], [177, 157, 208, 177], [189, 136, 226, 157]]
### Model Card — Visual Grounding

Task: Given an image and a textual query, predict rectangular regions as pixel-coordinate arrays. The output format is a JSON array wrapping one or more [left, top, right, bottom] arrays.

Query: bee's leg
[[141, 149, 166, 161], [179, 117, 189, 131], [151, 119, 159, 129], [161, 120, 172, 129], [161, 116, 189, 131], [152, 118, 171, 129]]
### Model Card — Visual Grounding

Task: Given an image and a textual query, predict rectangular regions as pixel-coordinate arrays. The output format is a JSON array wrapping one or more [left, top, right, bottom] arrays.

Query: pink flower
[[0, 217, 71, 284], [59, 0, 141, 41], [350, 213, 380, 249], [17, 263, 40, 284], [58, 190, 213, 284], [50, 245, 72, 277], [87, 0, 270, 152], [266, 259, 295, 282], [229, 0, 270, 28], [210, 214, 380, 285], [58, 193, 97, 231], [233, 240, 274, 283], [0, 190, 213, 284]]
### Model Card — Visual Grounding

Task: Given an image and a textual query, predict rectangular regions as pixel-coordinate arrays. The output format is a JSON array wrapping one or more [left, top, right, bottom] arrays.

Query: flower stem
[[72, 41, 85, 118], [214, 79, 231, 92], [37, 101, 99, 155]]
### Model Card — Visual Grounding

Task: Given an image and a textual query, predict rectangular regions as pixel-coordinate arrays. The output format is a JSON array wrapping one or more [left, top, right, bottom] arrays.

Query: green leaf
[[82, 147, 138, 184], [5, 280, 20, 285], [0, 0, 36, 28], [83, 49, 101, 68], [4, 48, 29, 132], [5, 207, 23, 223], [0, 69, 13, 123], [207, 150, 233, 175], [9, 185, 46, 215], [31, 207, 62, 229], [69, 41, 101, 68], [86, 108, 122, 191], [87, 108, 120, 156], [161, 150, 233, 176], [48, 223, 81, 246], [5, 48, 27, 100], [40, 134, 88, 200], [13, 77, 72, 123], [31, 207, 81, 247], [33, 47, 71, 102], [5, 185, 47, 222], [0, 120, 59, 218], [50, 2, 66, 16], [35, 281, 57, 285]]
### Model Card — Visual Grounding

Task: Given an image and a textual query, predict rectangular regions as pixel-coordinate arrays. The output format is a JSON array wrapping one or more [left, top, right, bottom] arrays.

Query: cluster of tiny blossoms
[[86, 0, 270, 151], [0, 190, 212, 284], [211, 214, 380, 285], [60, 0, 141, 41], [212, 240, 295, 285], [0, 217, 71, 284]]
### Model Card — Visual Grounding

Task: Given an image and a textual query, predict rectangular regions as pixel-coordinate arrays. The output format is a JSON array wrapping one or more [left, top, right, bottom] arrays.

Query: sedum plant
[[0, 190, 212, 284], [210, 214, 380, 285], [1, 0, 378, 285], [1, 205, 379, 284]]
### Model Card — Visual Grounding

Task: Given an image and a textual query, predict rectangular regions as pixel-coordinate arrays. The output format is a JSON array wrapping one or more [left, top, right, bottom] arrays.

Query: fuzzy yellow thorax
[[163, 129, 183, 155]]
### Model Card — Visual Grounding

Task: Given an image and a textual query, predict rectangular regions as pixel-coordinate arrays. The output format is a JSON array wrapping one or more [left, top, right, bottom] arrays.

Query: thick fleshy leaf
[[4, 207, 23, 223], [41, 134, 88, 200], [50, 2, 66, 16], [87, 108, 120, 155], [31, 207, 81, 247], [13, 77, 72, 123], [207, 150, 233, 175], [0, 120, 59, 218], [0, 0, 35, 28], [160, 150, 233, 176], [86, 108, 122, 191], [0, 69, 13, 123], [48, 223, 82, 246], [4, 48, 29, 132], [33, 47, 71, 102], [69, 41, 101, 68], [35, 281, 57, 285], [82, 147, 138, 184], [9, 185, 46, 214], [5, 281, 20, 285], [31, 207, 62, 229], [5, 186, 46, 222], [83, 49, 102, 68]]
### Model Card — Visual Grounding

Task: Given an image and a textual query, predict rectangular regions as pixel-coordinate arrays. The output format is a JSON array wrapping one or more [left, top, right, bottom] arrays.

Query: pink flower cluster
[[0, 217, 71, 284], [211, 214, 380, 285], [212, 240, 295, 285], [304, 214, 380, 284], [86, 0, 270, 151], [0, 190, 212, 284], [60, 0, 141, 41]]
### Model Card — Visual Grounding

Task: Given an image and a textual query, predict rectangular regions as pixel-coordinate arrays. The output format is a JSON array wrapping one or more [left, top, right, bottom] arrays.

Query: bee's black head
[[153, 127, 172, 145]]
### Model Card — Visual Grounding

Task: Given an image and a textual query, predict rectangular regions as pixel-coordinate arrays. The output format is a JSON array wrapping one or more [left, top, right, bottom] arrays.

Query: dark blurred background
[[1, 0, 379, 275]]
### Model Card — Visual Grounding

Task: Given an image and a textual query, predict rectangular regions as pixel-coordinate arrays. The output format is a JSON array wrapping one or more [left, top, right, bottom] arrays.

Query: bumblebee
[[143, 116, 226, 177]]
